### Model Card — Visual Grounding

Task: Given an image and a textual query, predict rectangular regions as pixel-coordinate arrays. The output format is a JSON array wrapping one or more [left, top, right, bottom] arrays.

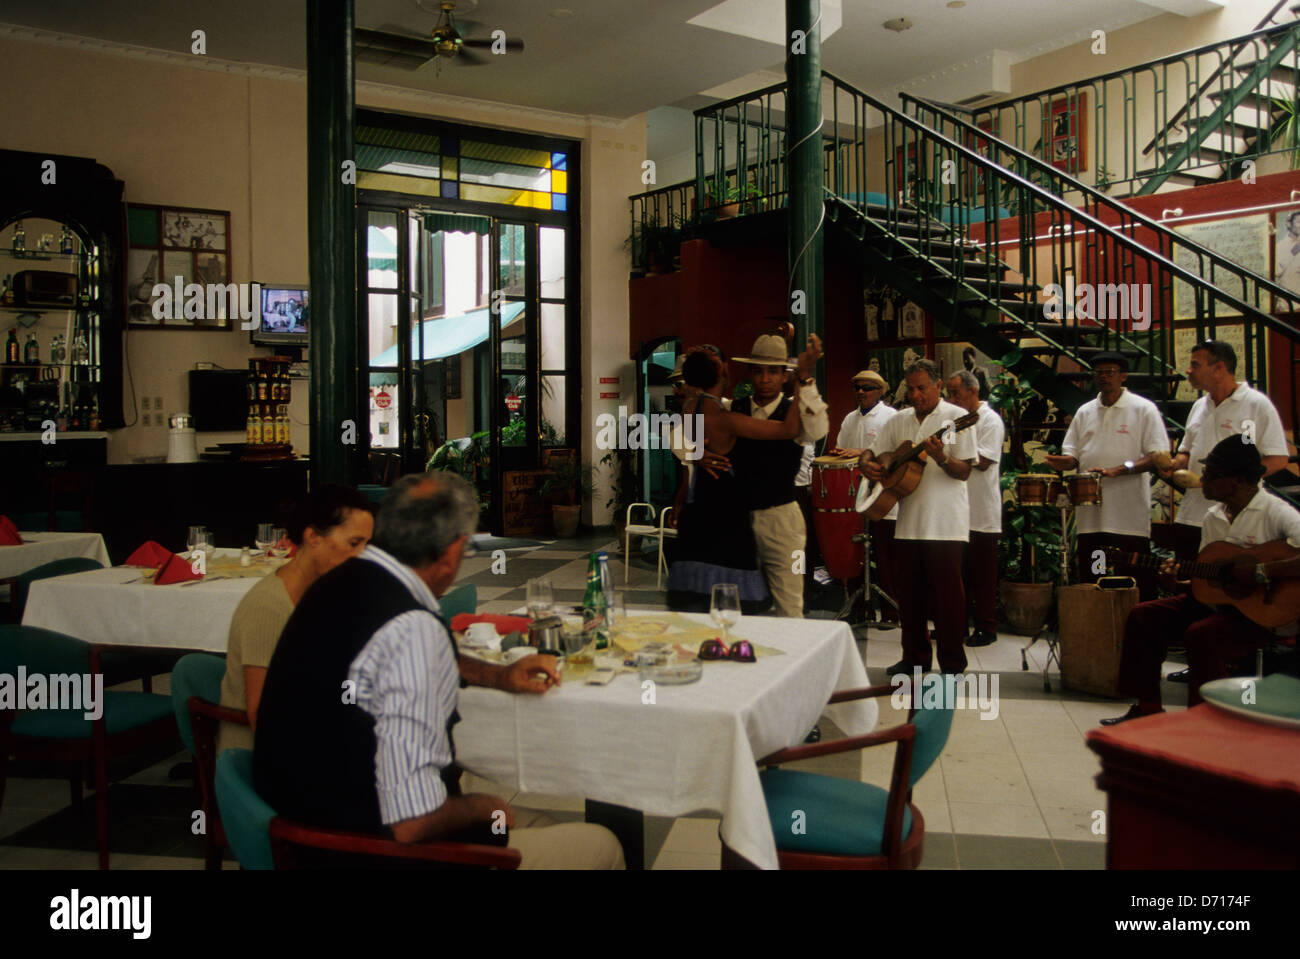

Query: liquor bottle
[[88, 398, 99, 431], [71, 330, 88, 365], [24, 332, 38, 364], [274, 410, 288, 445], [256, 367, 268, 401], [582, 552, 610, 650], [70, 398, 83, 431], [4, 328, 18, 364], [11, 222, 24, 254], [59, 227, 74, 255], [246, 407, 261, 445], [261, 404, 276, 444]]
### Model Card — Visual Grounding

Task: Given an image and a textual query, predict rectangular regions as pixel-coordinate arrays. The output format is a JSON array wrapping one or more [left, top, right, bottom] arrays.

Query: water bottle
[[582, 552, 609, 650]]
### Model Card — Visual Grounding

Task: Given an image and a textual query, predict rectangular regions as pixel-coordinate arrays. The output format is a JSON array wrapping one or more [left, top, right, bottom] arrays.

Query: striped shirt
[[346, 545, 459, 826]]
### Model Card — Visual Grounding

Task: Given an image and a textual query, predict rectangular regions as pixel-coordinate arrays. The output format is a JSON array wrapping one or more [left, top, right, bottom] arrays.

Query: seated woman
[[665, 347, 806, 615], [217, 484, 373, 752]]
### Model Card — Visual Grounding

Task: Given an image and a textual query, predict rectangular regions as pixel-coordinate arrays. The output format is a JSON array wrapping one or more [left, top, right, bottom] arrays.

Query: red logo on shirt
[[1116, 424, 1130, 434]]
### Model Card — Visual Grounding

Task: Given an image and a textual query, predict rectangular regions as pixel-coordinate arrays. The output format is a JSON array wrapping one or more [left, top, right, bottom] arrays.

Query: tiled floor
[[1, 529, 1188, 869]]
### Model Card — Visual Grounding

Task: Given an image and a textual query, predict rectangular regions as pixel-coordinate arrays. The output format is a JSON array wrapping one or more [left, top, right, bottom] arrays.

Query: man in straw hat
[[726, 332, 829, 617]]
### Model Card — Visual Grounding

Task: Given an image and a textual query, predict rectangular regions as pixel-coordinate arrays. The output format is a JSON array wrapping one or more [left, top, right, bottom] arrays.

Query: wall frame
[[125, 203, 232, 329]]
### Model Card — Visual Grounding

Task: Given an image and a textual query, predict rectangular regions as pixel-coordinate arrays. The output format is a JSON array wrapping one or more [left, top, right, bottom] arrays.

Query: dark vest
[[253, 556, 462, 837], [730, 394, 805, 510]]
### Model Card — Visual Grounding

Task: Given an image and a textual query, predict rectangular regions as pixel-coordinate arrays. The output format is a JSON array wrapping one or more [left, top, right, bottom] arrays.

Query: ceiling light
[[947, 1, 967, 8], [549, 8, 574, 17], [882, 18, 914, 32]]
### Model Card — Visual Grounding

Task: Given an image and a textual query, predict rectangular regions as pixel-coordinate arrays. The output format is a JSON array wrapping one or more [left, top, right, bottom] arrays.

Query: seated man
[[1102, 435, 1300, 725], [254, 471, 624, 869]]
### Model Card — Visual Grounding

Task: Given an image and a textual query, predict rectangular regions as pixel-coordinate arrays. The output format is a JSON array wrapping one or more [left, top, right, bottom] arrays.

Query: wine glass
[[710, 583, 741, 645], [187, 525, 206, 557], [254, 523, 274, 558], [268, 527, 290, 559], [526, 578, 554, 620]]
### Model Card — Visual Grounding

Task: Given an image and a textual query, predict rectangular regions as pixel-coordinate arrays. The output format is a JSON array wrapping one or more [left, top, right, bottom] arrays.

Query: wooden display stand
[[242, 355, 295, 461]]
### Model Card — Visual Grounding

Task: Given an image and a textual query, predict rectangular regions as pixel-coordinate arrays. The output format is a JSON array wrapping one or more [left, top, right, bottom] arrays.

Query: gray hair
[[948, 369, 980, 392], [372, 472, 479, 567], [904, 357, 942, 385]]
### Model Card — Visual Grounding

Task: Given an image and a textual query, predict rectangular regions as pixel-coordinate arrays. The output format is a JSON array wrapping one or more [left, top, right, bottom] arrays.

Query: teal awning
[[371, 301, 525, 367], [422, 212, 492, 236]]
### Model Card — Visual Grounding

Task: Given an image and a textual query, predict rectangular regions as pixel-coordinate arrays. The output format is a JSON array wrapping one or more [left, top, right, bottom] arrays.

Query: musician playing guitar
[[1101, 435, 1300, 725], [859, 358, 978, 677]]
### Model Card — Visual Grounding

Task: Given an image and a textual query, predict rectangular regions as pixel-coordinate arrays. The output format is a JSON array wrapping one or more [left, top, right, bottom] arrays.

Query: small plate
[[1199, 675, 1300, 729], [638, 659, 702, 685]]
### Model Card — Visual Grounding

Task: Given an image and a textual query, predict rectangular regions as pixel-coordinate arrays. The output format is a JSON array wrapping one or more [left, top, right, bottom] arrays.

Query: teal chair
[[357, 484, 389, 505], [0, 625, 178, 870], [721, 684, 954, 869], [440, 583, 477, 621], [172, 653, 247, 870], [216, 748, 521, 870]]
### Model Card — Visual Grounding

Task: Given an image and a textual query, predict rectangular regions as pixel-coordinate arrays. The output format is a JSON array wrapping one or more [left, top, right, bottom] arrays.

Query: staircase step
[[905, 254, 1011, 279], [1018, 344, 1144, 359], [953, 275, 1042, 297]]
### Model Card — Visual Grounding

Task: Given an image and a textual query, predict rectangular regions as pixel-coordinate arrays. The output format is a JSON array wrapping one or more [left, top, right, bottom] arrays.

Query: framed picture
[[894, 143, 923, 204], [1172, 214, 1269, 320], [125, 203, 232, 329], [1043, 93, 1088, 174], [900, 302, 926, 340], [1273, 208, 1300, 307]]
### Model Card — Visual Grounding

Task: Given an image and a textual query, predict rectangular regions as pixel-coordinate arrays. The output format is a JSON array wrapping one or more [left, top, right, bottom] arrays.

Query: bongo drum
[[1015, 473, 1055, 507], [811, 456, 864, 580], [1066, 472, 1103, 506]]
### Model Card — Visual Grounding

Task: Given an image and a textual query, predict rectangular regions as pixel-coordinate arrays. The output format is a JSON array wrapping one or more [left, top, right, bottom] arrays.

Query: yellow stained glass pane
[[459, 183, 552, 208], [551, 170, 567, 194], [442, 157, 458, 179], [358, 171, 442, 197]]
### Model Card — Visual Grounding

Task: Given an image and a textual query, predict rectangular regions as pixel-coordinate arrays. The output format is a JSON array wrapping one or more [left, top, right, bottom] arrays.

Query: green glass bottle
[[582, 551, 609, 650]]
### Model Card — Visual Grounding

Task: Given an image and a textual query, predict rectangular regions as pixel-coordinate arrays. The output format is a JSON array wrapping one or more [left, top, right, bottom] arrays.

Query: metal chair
[[623, 503, 676, 589]]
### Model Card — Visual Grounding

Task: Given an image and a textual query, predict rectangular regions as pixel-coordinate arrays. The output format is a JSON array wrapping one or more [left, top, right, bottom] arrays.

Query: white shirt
[[837, 402, 898, 520], [1200, 488, 1300, 552], [1061, 389, 1169, 537], [1177, 383, 1288, 527], [795, 443, 815, 487], [870, 399, 977, 541], [969, 402, 1006, 534], [748, 383, 830, 446]]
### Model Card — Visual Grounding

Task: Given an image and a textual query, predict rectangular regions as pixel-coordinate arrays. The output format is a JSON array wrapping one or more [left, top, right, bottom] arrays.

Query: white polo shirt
[[969, 402, 1006, 534], [1061, 388, 1169, 537], [838, 402, 899, 520], [1177, 383, 1288, 527], [870, 399, 977, 542], [1200, 488, 1300, 551]]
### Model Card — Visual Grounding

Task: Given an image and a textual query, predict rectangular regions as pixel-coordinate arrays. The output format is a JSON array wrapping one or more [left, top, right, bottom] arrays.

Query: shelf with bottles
[[4, 222, 82, 259]]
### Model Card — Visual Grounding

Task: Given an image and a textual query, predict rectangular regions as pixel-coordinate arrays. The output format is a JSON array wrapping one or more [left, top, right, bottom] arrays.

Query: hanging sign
[[505, 394, 522, 412], [374, 389, 392, 410]]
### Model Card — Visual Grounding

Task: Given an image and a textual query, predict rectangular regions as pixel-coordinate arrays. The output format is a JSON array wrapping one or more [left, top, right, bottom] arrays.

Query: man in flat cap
[[1044, 352, 1169, 600], [1102, 435, 1300, 724]]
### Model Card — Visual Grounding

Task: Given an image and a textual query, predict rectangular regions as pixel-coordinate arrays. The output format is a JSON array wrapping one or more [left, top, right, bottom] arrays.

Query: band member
[[860, 358, 978, 675], [728, 334, 829, 618], [829, 369, 898, 623], [947, 370, 1004, 648], [1044, 353, 1169, 601], [1102, 436, 1300, 725], [1158, 339, 1289, 560]]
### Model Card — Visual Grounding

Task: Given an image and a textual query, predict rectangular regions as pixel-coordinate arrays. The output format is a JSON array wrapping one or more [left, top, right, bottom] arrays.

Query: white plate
[[1199, 677, 1300, 730]]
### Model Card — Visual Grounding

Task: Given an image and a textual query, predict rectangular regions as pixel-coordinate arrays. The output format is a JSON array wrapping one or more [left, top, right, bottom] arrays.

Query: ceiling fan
[[356, 2, 525, 71]]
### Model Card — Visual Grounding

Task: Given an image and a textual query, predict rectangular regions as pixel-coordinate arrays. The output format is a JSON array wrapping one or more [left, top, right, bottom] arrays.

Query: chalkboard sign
[[502, 469, 555, 536], [1173, 215, 1269, 320]]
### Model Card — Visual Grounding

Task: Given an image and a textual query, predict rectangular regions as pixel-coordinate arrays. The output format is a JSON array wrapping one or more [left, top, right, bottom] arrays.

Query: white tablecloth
[[22, 549, 265, 651], [454, 613, 878, 871], [0, 532, 111, 580]]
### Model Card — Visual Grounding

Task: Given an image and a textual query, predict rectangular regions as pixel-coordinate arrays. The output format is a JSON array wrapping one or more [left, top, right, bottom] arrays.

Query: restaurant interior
[[1, 0, 1299, 882]]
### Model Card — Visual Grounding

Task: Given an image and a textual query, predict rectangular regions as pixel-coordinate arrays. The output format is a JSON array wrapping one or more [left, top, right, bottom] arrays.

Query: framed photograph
[[1043, 93, 1088, 174], [1273, 209, 1300, 306], [1172, 214, 1269, 320], [125, 203, 232, 329], [901, 302, 926, 340]]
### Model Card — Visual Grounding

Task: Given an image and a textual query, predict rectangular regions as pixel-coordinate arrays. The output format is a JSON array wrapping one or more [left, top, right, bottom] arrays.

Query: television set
[[251, 284, 309, 350]]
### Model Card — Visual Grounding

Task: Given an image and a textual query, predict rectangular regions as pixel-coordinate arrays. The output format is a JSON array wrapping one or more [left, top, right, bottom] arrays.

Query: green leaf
[[998, 348, 1023, 367]]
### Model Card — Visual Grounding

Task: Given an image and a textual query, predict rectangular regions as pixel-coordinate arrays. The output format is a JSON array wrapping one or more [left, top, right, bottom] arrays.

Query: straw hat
[[851, 369, 888, 391], [667, 357, 685, 382], [733, 334, 794, 368]]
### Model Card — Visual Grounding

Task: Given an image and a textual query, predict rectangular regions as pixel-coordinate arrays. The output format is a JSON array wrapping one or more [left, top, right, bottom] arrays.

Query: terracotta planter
[[716, 202, 740, 219], [1000, 580, 1055, 635], [552, 504, 581, 538]]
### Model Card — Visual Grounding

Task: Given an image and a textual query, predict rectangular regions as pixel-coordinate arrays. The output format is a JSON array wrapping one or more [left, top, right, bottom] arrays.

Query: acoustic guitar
[[1105, 539, 1300, 627], [855, 411, 980, 521]]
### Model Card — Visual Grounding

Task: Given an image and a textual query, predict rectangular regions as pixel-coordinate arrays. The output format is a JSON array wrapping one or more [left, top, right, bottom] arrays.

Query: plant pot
[[999, 580, 1055, 636], [552, 504, 582, 538], [716, 202, 740, 219]]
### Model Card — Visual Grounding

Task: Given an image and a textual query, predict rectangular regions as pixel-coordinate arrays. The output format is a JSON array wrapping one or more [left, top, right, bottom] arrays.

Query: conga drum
[[811, 456, 864, 580], [1067, 472, 1103, 506]]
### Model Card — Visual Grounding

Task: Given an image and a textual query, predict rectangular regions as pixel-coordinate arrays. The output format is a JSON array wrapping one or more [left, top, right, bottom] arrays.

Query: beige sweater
[[217, 572, 294, 753]]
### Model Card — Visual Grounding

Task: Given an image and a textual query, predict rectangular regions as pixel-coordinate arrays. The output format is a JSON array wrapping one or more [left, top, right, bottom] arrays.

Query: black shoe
[[886, 659, 921, 678], [803, 725, 821, 743], [1166, 668, 1190, 684], [1100, 704, 1157, 727], [966, 630, 997, 648]]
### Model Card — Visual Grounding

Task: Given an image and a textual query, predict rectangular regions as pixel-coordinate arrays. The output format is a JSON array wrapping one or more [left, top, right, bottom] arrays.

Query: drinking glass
[[268, 527, 290, 559], [710, 583, 741, 645], [254, 523, 275, 557], [201, 529, 216, 555], [609, 591, 628, 637], [187, 525, 207, 556], [526, 578, 554, 619]]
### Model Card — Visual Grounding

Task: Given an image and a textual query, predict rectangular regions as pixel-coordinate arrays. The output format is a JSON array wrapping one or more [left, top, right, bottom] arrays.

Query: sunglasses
[[854, 384, 881, 392], [698, 638, 756, 662]]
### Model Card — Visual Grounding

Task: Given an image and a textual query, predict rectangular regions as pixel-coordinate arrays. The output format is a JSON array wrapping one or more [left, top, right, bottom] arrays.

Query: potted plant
[[539, 456, 595, 538], [600, 447, 637, 552], [987, 354, 1062, 634], [704, 180, 763, 219], [428, 429, 491, 519], [626, 213, 685, 276]]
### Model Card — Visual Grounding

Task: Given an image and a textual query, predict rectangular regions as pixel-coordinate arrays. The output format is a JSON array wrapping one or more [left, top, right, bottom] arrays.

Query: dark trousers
[[868, 519, 899, 620], [964, 531, 1001, 634], [1118, 593, 1273, 708], [1170, 523, 1202, 562], [1077, 531, 1157, 602], [894, 539, 967, 673]]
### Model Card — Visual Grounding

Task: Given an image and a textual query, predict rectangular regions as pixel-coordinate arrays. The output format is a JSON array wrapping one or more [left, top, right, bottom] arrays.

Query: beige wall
[[0, 31, 643, 526]]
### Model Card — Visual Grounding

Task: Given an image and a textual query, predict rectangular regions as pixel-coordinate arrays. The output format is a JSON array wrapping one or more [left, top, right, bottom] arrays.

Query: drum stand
[[1019, 502, 1071, 692], [836, 525, 899, 628]]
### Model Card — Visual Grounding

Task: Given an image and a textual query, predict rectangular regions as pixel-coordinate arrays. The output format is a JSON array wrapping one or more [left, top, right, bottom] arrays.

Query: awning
[[371, 301, 526, 367]]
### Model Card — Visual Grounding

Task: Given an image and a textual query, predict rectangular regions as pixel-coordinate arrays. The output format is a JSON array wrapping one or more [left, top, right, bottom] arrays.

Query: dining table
[[0, 530, 112, 580], [21, 548, 281, 651], [453, 611, 879, 871]]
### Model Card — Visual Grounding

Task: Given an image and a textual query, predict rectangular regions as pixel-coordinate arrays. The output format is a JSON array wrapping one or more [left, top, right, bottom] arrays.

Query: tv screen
[[252, 285, 308, 345]]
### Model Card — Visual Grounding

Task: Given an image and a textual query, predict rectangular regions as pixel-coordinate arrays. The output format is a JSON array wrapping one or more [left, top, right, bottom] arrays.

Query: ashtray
[[638, 659, 703, 685]]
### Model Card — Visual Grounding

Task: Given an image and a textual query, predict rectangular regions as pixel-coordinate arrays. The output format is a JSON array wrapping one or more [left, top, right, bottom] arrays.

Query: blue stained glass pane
[[551, 152, 567, 170], [441, 180, 459, 198], [551, 194, 567, 211]]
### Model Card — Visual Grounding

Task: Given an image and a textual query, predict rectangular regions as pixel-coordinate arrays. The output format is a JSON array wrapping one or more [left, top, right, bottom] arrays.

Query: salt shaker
[[240, 546, 251, 567]]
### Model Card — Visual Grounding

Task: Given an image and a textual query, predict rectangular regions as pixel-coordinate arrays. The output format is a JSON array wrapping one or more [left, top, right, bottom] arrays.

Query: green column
[[786, 0, 824, 350], [307, 0, 360, 486]]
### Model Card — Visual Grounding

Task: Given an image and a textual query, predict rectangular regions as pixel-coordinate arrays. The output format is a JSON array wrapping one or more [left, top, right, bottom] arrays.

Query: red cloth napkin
[[450, 613, 532, 636], [273, 535, 297, 558], [125, 540, 175, 567], [154, 552, 204, 585], [0, 516, 22, 546]]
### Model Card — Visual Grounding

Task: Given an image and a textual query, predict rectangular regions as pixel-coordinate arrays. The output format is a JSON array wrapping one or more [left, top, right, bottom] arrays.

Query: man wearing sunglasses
[[1044, 353, 1169, 600], [1102, 436, 1300, 725], [830, 368, 899, 624]]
